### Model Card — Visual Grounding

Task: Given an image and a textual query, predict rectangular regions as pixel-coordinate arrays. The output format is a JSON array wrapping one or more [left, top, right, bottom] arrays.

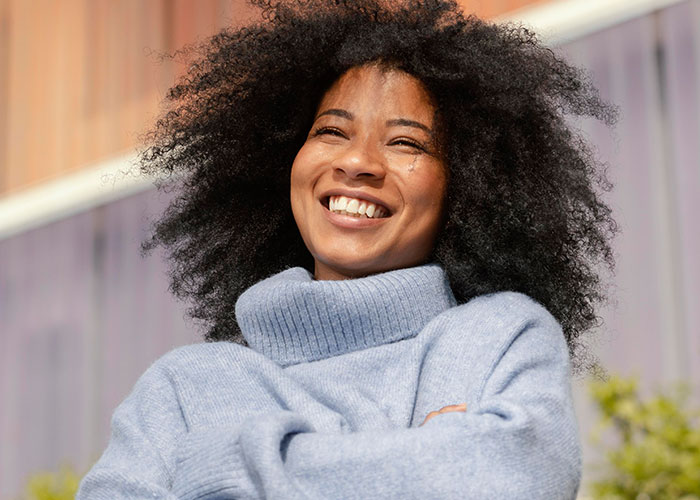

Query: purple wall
[[0, 190, 195, 495], [559, 0, 699, 391], [1, 2, 698, 497], [560, 1, 700, 490]]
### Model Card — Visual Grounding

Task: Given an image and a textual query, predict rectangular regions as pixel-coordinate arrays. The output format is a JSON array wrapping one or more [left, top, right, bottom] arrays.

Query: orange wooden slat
[[0, 0, 550, 197], [0, 0, 9, 193], [6, 0, 32, 191]]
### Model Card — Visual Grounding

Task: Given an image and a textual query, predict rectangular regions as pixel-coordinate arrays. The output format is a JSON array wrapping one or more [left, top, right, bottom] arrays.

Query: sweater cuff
[[171, 428, 258, 500]]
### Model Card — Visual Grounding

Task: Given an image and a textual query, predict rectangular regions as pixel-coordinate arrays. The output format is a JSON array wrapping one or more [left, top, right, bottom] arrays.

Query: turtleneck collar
[[235, 263, 456, 367]]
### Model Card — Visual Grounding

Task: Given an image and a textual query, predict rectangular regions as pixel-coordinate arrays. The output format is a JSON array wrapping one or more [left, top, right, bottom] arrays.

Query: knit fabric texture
[[77, 263, 581, 499]]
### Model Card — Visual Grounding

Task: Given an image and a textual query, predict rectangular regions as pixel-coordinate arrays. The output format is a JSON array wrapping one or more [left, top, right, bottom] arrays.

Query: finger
[[438, 403, 467, 412], [420, 411, 439, 426]]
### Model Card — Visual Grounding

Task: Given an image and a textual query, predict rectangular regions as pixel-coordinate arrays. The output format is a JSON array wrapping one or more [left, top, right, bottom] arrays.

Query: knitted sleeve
[[169, 296, 581, 499], [75, 358, 195, 499]]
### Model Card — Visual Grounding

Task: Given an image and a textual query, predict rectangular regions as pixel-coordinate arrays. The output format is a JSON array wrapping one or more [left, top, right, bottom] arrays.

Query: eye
[[390, 138, 426, 152], [312, 127, 346, 138]]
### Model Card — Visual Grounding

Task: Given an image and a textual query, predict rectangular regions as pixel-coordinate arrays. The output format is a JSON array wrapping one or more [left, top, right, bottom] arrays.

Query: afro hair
[[140, 0, 618, 371]]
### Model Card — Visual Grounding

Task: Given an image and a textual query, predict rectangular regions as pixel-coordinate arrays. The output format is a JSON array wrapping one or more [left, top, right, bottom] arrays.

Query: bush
[[589, 375, 700, 499], [21, 466, 80, 500]]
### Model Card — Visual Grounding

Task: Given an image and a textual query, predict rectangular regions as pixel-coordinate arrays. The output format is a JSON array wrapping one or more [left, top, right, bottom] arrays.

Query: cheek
[[289, 146, 320, 240], [289, 149, 311, 208], [408, 170, 447, 220], [289, 171, 306, 239], [289, 166, 301, 215], [290, 143, 322, 187]]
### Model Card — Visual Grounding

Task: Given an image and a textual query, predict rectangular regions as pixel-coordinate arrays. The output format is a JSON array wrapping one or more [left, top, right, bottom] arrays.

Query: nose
[[332, 141, 386, 180]]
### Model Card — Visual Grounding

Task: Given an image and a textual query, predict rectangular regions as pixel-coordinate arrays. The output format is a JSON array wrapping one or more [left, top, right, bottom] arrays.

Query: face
[[290, 64, 447, 280]]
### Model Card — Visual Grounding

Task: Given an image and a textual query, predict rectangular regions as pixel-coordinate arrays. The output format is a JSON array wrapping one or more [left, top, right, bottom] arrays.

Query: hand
[[419, 403, 467, 426]]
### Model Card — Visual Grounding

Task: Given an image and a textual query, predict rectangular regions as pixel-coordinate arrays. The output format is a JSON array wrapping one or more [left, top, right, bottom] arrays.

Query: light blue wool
[[77, 263, 581, 499]]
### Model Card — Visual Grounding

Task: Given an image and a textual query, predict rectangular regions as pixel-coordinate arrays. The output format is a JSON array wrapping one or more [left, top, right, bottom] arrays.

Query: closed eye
[[312, 127, 346, 138], [391, 139, 426, 152]]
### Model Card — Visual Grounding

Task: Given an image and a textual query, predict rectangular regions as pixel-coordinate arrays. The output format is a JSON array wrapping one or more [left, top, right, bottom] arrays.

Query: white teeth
[[327, 195, 388, 218], [346, 198, 359, 214]]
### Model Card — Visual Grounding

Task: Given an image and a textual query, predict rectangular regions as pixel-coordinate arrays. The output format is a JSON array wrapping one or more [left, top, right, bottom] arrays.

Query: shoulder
[[121, 342, 263, 403], [435, 291, 562, 343], [116, 344, 231, 405], [154, 341, 250, 365], [421, 291, 568, 382], [118, 342, 265, 424], [146, 341, 266, 381]]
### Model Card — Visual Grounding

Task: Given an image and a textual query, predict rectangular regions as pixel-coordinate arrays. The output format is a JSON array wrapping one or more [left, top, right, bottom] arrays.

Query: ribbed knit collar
[[235, 263, 456, 366]]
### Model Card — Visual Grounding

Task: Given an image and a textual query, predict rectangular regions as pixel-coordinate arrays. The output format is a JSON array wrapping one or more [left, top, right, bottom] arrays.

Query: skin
[[290, 64, 448, 281], [420, 404, 467, 426]]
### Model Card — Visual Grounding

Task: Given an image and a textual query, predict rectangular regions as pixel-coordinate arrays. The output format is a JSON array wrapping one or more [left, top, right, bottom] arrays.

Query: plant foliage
[[21, 466, 80, 500], [590, 376, 700, 499]]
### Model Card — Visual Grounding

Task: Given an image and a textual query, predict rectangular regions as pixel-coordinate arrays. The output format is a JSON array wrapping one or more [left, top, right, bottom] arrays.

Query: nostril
[[333, 161, 386, 179]]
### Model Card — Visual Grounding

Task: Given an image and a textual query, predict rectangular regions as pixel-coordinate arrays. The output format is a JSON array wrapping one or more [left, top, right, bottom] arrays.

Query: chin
[[315, 255, 390, 280]]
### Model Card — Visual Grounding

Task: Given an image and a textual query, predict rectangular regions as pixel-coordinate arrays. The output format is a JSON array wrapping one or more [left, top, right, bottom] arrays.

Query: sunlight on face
[[290, 64, 447, 280]]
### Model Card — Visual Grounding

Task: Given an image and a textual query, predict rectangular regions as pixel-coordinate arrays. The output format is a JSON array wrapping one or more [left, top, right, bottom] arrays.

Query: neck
[[312, 258, 433, 281], [313, 260, 354, 281]]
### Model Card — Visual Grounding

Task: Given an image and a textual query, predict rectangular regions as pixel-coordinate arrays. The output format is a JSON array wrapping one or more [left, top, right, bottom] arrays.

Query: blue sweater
[[77, 264, 581, 499]]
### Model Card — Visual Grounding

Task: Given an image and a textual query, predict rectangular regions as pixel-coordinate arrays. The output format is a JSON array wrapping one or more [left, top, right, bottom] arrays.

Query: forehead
[[316, 65, 437, 124]]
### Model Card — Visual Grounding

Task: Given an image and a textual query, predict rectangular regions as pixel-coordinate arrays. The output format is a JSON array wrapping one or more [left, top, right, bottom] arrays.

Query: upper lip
[[319, 188, 393, 214]]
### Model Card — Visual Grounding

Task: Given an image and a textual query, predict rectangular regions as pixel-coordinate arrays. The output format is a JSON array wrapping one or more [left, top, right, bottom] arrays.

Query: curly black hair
[[141, 0, 617, 370]]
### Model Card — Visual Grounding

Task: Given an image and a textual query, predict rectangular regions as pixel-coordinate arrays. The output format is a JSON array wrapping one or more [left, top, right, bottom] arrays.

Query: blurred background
[[0, 0, 698, 498]]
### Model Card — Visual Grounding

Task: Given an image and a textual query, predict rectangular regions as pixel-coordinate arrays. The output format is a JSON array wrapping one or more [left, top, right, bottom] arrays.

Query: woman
[[77, 0, 617, 498]]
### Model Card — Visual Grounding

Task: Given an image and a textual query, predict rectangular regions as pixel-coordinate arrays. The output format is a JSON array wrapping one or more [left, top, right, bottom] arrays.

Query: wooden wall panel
[[459, 0, 547, 18], [0, 0, 544, 197], [0, 0, 238, 196], [0, 0, 9, 194]]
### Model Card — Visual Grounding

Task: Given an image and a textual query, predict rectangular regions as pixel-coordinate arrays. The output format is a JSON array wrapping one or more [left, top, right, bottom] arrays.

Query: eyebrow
[[316, 108, 353, 121], [386, 118, 433, 135], [315, 108, 433, 135]]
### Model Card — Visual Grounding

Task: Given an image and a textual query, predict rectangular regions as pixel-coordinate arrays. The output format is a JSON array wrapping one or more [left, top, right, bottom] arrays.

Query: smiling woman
[[77, 0, 617, 498], [291, 64, 447, 280]]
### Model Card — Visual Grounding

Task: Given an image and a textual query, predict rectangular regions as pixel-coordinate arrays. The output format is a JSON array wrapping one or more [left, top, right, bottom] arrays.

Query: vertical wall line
[[650, 9, 688, 383], [693, 0, 700, 158], [82, 205, 106, 468]]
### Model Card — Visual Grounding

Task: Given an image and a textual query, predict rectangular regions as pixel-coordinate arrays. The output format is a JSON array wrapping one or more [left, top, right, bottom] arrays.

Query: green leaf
[[589, 376, 700, 499]]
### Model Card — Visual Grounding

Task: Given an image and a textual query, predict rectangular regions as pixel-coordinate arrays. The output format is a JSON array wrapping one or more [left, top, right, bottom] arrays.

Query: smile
[[325, 195, 389, 219]]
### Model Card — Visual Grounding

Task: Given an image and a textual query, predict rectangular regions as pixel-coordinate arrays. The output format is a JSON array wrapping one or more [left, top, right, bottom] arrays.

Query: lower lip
[[321, 202, 390, 229]]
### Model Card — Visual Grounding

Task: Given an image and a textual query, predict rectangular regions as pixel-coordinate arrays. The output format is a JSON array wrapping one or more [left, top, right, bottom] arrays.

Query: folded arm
[[173, 304, 581, 500], [78, 297, 581, 500]]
